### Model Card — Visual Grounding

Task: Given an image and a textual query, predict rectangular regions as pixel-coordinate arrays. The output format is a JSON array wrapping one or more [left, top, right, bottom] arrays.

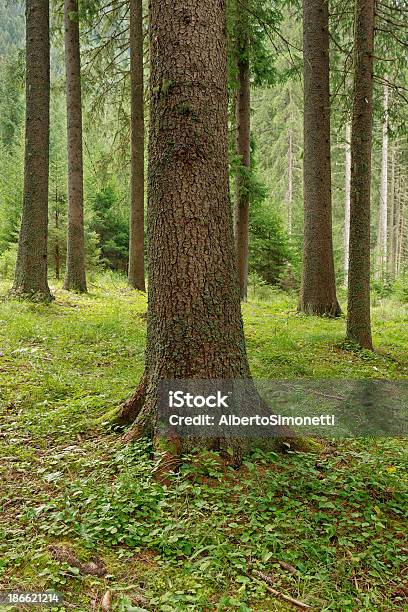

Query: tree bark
[[396, 168, 403, 276], [344, 123, 351, 287], [346, 0, 375, 350], [299, 0, 340, 317], [63, 0, 87, 293], [388, 146, 396, 277], [55, 208, 61, 281], [128, 0, 146, 291], [12, 0, 51, 300], [287, 128, 293, 237], [234, 0, 251, 301], [376, 82, 389, 280], [119, 0, 253, 461]]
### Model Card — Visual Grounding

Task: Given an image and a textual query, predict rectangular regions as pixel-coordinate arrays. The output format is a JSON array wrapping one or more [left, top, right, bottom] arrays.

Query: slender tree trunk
[[376, 81, 389, 280], [344, 122, 351, 286], [118, 0, 253, 461], [63, 0, 87, 293], [346, 0, 375, 349], [388, 146, 396, 277], [55, 208, 60, 281], [286, 128, 293, 236], [128, 0, 146, 291], [299, 0, 340, 316], [234, 0, 251, 301], [12, 0, 51, 300], [394, 161, 401, 277], [396, 171, 404, 275], [397, 219, 404, 275]]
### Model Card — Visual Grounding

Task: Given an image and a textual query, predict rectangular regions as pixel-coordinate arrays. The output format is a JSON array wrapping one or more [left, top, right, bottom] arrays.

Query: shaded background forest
[[0, 0, 406, 295]]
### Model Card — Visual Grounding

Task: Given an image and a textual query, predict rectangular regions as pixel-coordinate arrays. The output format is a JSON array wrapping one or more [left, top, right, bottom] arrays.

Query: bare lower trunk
[[394, 162, 401, 277], [388, 147, 396, 277], [346, 0, 375, 350], [376, 82, 389, 280], [396, 171, 404, 275], [12, 0, 51, 300], [55, 208, 60, 280], [286, 129, 293, 236], [128, 0, 146, 291], [63, 0, 87, 293], [344, 123, 351, 286], [299, 0, 340, 317], [119, 0, 253, 465], [234, 0, 251, 301]]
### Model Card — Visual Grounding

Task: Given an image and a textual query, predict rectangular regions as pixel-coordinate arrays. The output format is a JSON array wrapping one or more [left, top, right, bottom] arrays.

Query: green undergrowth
[[0, 274, 407, 610]]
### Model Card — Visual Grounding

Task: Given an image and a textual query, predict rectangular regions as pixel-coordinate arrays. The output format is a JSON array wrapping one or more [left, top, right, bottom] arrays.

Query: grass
[[0, 273, 407, 611]]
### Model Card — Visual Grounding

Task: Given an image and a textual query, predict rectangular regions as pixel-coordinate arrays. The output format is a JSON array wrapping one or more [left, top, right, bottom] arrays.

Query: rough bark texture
[[120, 0, 252, 459], [346, 0, 375, 350], [376, 82, 389, 280], [344, 123, 351, 286], [12, 0, 51, 300], [128, 0, 146, 291], [63, 0, 87, 293], [234, 0, 251, 301], [299, 0, 340, 317]]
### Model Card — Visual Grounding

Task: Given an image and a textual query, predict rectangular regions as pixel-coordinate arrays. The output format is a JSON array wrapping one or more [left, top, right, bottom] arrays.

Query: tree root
[[298, 299, 342, 318], [8, 287, 54, 303], [115, 372, 148, 427], [118, 376, 323, 472]]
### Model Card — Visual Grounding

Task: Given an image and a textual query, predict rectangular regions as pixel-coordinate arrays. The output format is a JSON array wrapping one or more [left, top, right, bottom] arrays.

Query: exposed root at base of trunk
[[115, 372, 148, 427], [119, 376, 323, 472], [151, 434, 183, 482], [298, 299, 342, 318], [122, 423, 146, 444], [345, 333, 374, 351], [9, 287, 54, 303]]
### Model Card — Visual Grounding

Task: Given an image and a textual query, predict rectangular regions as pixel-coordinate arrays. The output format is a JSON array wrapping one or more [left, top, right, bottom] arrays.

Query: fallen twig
[[252, 569, 312, 610]]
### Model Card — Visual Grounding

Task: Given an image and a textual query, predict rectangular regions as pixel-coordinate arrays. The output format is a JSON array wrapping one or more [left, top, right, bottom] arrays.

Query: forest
[[0, 0, 407, 610]]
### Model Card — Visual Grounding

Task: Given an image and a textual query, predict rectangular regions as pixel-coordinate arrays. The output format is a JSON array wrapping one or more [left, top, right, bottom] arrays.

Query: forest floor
[[0, 273, 407, 611]]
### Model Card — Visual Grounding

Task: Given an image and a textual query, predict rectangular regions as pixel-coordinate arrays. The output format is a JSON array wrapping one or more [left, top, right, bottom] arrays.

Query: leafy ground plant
[[0, 274, 407, 610]]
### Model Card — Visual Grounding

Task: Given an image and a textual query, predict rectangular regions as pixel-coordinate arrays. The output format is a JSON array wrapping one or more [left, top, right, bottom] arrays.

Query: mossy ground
[[0, 273, 407, 611]]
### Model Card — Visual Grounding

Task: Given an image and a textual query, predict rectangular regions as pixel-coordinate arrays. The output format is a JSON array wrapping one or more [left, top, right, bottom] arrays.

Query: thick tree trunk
[[299, 0, 340, 317], [346, 0, 375, 350], [12, 0, 51, 300], [128, 0, 146, 291], [119, 0, 253, 461], [234, 0, 251, 301], [344, 123, 351, 286], [376, 82, 389, 280], [63, 0, 87, 293]]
